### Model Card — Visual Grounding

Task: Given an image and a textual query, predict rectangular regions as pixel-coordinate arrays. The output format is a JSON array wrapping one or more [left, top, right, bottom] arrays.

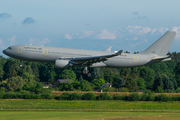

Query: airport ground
[[1, 99, 180, 119]]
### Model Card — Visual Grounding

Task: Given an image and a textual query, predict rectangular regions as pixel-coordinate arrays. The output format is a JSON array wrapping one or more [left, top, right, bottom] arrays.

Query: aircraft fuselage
[[3, 45, 166, 68]]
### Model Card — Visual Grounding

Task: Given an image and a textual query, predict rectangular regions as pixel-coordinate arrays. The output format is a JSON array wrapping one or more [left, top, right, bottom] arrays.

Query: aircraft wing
[[60, 50, 123, 66]]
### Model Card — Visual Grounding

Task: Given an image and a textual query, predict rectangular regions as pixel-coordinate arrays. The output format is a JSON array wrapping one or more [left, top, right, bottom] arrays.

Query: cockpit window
[[7, 47, 12, 50]]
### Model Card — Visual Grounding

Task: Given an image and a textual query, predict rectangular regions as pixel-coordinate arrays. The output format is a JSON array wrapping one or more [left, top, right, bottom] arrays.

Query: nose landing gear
[[20, 60, 23, 67]]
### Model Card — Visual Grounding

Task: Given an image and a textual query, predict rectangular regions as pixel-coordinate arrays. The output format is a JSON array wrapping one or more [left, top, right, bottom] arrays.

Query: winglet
[[115, 50, 123, 56]]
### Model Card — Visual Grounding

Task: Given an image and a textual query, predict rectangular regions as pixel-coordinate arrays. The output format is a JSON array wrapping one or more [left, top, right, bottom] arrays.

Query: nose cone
[[3, 49, 9, 56], [2, 49, 6, 55]]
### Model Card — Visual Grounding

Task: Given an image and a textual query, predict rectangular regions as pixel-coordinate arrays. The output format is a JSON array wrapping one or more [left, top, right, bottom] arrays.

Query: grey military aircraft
[[3, 31, 176, 75]]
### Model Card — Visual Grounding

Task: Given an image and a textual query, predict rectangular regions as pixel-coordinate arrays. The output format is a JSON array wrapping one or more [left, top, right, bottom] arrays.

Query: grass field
[[1, 100, 180, 120], [1, 99, 180, 112], [52, 91, 180, 97], [0, 111, 180, 120]]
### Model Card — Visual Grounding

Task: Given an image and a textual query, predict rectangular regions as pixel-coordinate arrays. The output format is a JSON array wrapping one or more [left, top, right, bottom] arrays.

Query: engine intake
[[55, 59, 72, 69]]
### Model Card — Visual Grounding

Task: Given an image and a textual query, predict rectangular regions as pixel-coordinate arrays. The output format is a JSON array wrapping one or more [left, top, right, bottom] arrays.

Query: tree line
[[0, 51, 180, 93], [0, 91, 179, 102]]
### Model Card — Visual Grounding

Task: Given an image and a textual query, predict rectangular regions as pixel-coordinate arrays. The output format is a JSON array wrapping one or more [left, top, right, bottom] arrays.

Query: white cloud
[[172, 26, 180, 40], [130, 39, 148, 47], [126, 37, 138, 41], [64, 34, 73, 40], [39, 38, 50, 45], [29, 38, 37, 43], [8, 35, 16, 45], [139, 27, 151, 34], [29, 38, 50, 45], [78, 31, 95, 39], [95, 29, 116, 40], [172, 26, 180, 32], [158, 27, 168, 34], [0, 38, 6, 49], [126, 26, 151, 34], [0, 38, 2, 44], [151, 29, 157, 33]]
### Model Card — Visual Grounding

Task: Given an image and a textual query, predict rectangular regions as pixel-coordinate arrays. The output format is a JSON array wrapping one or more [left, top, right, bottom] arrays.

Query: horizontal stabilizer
[[114, 50, 123, 56], [151, 56, 171, 61]]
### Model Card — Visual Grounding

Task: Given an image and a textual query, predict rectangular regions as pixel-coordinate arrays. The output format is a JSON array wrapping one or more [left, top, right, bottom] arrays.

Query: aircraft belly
[[105, 58, 133, 67], [105, 56, 149, 68]]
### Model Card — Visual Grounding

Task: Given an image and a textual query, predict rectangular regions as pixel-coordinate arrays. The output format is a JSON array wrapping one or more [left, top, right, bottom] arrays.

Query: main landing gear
[[82, 67, 91, 77], [20, 60, 23, 67]]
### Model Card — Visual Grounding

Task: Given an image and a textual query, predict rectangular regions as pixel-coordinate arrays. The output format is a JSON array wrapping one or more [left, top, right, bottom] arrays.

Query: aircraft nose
[[3, 49, 6, 54], [3, 49, 7, 55]]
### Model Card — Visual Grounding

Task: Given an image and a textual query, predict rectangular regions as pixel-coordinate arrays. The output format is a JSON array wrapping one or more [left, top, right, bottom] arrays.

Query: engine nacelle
[[55, 59, 70, 69]]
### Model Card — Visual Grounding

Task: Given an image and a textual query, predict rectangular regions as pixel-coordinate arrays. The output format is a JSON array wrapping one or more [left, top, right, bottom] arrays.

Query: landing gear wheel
[[82, 67, 92, 77], [87, 73, 91, 77], [82, 67, 89, 74]]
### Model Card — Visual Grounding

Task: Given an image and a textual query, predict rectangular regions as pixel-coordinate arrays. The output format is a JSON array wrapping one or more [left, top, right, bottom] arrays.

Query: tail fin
[[140, 31, 176, 56]]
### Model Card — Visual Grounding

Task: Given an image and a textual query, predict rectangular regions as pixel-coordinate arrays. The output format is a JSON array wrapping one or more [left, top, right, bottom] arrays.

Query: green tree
[[139, 67, 155, 89], [175, 61, 180, 86], [171, 78, 178, 89], [103, 68, 119, 83], [120, 68, 131, 80], [48, 71, 57, 84], [22, 72, 37, 92], [11, 69, 17, 77], [162, 75, 174, 92], [0, 56, 6, 81], [148, 62, 170, 74], [59, 69, 76, 81], [153, 73, 163, 91], [31, 63, 40, 81], [155, 86, 164, 93], [72, 80, 80, 90], [80, 80, 92, 91], [131, 67, 140, 79], [112, 77, 125, 91], [57, 82, 74, 91], [35, 82, 43, 89], [94, 68, 104, 79], [92, 79, 105, 87], [136, 78, 146, 90], [0, 67, 4, 81], [125, 77, 138, 92], [3, 59, 19, 79], [6, 76, 25, 92]]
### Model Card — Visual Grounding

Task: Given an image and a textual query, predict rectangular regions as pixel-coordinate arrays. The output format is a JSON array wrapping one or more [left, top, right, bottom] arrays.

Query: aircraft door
[[134, 56, 139, 63], [43, 48, 48, 55], [17, 46, 23, 53]]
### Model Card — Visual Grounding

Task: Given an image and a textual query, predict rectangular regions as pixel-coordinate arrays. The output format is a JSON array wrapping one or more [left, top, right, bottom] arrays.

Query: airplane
[[3, 31, 176, 76]]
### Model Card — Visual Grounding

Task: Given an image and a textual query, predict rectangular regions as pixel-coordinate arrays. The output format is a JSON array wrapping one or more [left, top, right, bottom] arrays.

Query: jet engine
[[55, 59, 73, 69]]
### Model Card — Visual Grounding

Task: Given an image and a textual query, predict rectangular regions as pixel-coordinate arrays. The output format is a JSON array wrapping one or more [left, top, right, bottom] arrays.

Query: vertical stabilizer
[[104, 46, 112, 52], [141, 31, 176, 56]]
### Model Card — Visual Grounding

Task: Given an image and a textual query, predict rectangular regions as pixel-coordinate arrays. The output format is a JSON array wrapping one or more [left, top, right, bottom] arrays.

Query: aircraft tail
[[140, 31, 176, 56]]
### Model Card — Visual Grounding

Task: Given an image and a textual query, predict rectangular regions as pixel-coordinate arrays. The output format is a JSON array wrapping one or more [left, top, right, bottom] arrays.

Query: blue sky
[[1, 0, 180, 56]]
